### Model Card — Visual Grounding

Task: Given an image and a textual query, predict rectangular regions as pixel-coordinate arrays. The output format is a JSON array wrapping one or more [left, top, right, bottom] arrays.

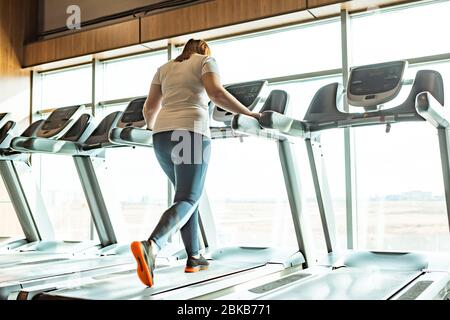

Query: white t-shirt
[[151, 53, 220, 138]]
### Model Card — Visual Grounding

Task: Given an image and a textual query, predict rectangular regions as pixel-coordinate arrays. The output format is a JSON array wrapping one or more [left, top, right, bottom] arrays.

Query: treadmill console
[[0, 121, 15, 148], [0, 113, 11, 129], [347, 60, 407, 109], [84, 111, 122, 146], [116, 97, 147, 129], [213, 80, 268, 123], [37, 105, 85, 139]]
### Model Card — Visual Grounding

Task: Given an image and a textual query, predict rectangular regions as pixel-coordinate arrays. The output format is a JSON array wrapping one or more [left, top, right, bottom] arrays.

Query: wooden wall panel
[[141, 0, 307, 42], [307, 0, 346, 8], [307, 0, 418, 17], [0, 0, 33, 122], [23, 19, 141, 67], [22, 0, 420, 67]]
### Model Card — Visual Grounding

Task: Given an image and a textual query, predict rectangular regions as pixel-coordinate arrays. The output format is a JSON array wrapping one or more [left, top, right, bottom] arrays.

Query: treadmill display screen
[[84, 112, 119, 145], [226, 83, 264, 107], [216, 82, 265, 113], [349, 61, 405, 96], [122, 98, 146, 124], [41, 106, 80, 130]]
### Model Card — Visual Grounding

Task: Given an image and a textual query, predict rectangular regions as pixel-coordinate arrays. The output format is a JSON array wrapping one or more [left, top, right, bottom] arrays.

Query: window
[[34, 66, 94, 241], [351, 0, 450, 66], [354, 123, 449, 252], [204, 15, 343, 254], [32, 154, 94, 241], [29, 1, 450, 255], [206, 18, 344, 256], [99, 51, 170, 242], [102, 51, 167, 101], [98, 146, 168, 242], [268, 76, 341, 119], [206, 137, 297, 248], [347, 0, 450, 253], [269, 76, 347, 254], [209, 18, 341, 84], [0, 181, 23, 238], [353, 62, 450, 252], [40, 65, 92, 109]]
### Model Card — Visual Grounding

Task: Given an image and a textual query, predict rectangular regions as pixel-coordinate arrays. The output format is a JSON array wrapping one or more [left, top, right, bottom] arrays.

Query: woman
[[130, 39, 261, 287]]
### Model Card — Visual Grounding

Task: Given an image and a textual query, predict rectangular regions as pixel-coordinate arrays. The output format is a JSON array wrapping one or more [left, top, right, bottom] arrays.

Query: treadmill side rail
[[260, 111, 308, 138], [416, 91, 450, 129]]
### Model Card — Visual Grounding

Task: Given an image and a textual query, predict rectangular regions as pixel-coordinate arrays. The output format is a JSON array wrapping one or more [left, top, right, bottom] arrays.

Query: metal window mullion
[[31, 71, 43, 124], [167, 42, 176, 209], [165, 43, 176, 244], [92, 58, 103, 117], [341, 9, 358, 250], [168, 41, 176, 61], [89, 58, 102, 241]]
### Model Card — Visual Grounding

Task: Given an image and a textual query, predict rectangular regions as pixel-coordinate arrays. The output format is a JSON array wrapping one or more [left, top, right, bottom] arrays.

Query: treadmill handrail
[[416, 91, 450, 129], [109, 127, 154, 148], [259, 111, 308, 138], [10, 113, 95, 156], [11, 137, 79, 155], [231, 113, 288, 141]]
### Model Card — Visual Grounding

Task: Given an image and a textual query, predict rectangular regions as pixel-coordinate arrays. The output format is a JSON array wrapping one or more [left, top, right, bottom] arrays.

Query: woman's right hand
[[249, 112, 262, 120]]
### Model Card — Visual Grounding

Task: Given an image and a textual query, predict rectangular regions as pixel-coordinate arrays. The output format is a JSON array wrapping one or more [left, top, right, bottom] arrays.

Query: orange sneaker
[[130, 241, 156, 287], [185, 255, 209, 273]]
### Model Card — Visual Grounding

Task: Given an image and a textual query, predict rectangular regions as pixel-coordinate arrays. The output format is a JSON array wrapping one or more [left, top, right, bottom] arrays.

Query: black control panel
[[40, 106, 81, 131], [213, 80, 267, 122], [117, 98, 147, 128], [226, 82, 266, 108], [347, 60, 407, 108], [349, 61, 406, 96]]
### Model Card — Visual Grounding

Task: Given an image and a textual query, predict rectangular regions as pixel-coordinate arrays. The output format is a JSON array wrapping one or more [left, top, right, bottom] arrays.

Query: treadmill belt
[[257, 268, 421, 300], [0, 256, 132, 283], [0, 252, 72, 268], [40, 261, 263, 300], [249, 273, 312, 294], [398, 281, 434, 300]]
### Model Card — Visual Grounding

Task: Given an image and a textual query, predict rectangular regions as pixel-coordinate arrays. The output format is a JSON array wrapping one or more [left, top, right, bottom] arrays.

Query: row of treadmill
[[0, 60, 449, 300]]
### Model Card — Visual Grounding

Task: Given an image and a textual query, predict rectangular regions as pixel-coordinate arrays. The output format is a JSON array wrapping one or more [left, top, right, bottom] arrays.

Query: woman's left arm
[[143, 84, 163, 130]]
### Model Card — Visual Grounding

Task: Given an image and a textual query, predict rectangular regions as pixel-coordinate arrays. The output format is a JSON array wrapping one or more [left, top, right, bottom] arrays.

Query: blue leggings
[[149, 130, 211, 257]]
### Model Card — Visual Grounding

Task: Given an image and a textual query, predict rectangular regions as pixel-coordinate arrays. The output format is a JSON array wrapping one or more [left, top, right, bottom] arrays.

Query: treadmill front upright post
[[437, 128, 450, 232], [0, 160, 55, 242], [305, 136, 336, 253], [73, 156, 119, 247], [197, 190, 217, 253], [277, 139, 311, 267]]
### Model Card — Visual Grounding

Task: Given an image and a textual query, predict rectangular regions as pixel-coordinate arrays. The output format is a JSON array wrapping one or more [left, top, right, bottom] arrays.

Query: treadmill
[[207, 60, 450, 300], [0, 114, 28, 250], [11, 109, 124, 254], [0, 106, 94, 260], [22, 81, 306, 300], [0, 114, 52, 252], [12, 100, 186, 260], [0, 108, 146, 300], [6, 104, 186, 300]]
